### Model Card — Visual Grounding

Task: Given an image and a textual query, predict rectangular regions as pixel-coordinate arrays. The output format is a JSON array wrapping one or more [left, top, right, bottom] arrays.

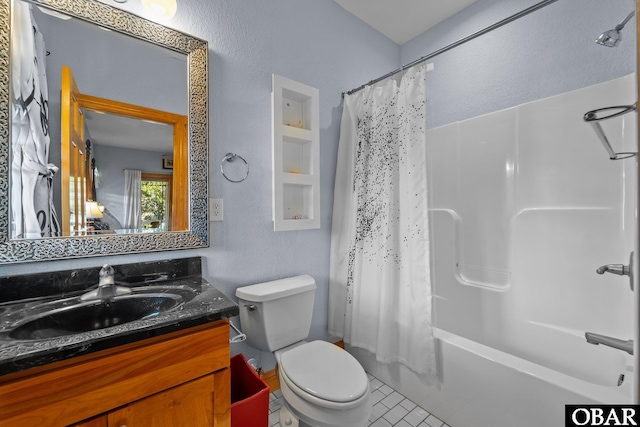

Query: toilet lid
[[280, 340, 369, 403]]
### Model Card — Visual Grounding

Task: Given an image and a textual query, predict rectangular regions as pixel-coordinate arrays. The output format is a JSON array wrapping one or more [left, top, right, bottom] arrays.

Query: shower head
[[596, 11, 635, 47]]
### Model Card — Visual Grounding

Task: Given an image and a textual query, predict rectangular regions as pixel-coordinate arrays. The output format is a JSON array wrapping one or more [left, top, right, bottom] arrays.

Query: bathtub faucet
[[585, 332, 633, 355], [595, 252, 634, 291], [596, 264, 629, 276]]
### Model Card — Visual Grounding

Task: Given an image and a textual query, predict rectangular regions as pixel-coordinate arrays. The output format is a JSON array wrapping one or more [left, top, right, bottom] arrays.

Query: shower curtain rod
[[343, 0, 559, 97]]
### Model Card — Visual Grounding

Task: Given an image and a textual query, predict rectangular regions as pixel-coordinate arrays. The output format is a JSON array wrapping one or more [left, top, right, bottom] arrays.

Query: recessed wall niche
[[272, 75, 320, 231]]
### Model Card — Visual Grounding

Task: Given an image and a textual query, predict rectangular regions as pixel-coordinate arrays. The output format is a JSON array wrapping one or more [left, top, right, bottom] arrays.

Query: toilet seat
[[279, 340, 369, 409]]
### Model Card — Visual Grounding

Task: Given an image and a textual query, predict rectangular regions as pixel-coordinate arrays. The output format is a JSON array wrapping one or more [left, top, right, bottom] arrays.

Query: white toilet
[[236, 275, 371, 427]]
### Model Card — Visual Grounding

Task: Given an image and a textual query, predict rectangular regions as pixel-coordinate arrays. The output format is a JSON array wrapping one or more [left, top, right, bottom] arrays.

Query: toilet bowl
[[276, 340, 371, 427], [236, 275, 371, 427]]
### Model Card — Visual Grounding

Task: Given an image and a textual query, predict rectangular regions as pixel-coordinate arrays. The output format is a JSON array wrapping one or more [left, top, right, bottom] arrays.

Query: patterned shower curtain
[[329, 64, 437, 377], [10, 2, 60, 238]]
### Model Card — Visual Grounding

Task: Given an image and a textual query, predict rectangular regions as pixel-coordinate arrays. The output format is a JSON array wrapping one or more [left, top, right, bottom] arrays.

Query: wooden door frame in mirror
[[0, 0, 209, 263], [70, 85, 189, 233]]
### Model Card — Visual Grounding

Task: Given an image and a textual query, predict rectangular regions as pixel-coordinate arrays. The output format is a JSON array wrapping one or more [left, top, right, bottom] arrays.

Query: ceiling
[[334, 0, 478, 45], [84, 111, 174, 153]]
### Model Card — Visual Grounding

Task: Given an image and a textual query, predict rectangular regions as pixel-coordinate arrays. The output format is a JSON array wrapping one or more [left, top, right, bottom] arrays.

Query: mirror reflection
[[85, 111, 177, 234], [10, 0, 188, 239]]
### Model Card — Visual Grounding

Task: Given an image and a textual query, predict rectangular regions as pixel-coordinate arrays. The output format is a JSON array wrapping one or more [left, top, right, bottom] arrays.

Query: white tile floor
[[268, 373, 451, 427]]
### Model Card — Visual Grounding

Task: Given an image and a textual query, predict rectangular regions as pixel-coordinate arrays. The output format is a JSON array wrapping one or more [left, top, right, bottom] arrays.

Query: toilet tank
[[236, 275, 316, 352]]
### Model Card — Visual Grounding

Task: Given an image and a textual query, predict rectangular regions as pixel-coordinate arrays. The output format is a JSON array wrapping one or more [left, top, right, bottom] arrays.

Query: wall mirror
[[0, 0, 209, 263]]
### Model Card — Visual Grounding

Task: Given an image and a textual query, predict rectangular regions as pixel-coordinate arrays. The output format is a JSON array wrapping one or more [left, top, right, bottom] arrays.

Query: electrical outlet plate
[[210, 198, 223, 221]]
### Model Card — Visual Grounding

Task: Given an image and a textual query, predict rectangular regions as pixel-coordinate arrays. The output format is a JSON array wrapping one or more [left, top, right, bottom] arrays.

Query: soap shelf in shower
[[583, 103, 637, 160]]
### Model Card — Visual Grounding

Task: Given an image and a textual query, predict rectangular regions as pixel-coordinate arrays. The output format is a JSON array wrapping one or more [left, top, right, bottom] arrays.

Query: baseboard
[[263, 340, 345, 393]]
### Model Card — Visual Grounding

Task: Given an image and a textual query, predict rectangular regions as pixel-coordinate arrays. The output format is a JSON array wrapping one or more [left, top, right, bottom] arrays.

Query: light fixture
[[84, 200, 104, 231], [85, 200, 104, 230], [141, 0, 177, 19], [86, 201, 104, 219]]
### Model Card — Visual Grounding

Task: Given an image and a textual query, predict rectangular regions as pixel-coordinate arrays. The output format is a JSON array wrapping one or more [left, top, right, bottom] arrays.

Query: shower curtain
[[124, 169, 142, 229], [10, 2, 60, 238], [329, 64, 437, 377]]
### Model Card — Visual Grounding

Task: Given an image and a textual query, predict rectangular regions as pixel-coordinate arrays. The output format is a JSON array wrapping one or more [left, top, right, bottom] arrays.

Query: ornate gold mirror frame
[[0, 0, 209, 263]]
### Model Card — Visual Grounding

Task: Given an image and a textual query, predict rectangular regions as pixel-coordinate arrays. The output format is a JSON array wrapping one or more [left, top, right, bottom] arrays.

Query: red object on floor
[[231, 353, 270, 427]]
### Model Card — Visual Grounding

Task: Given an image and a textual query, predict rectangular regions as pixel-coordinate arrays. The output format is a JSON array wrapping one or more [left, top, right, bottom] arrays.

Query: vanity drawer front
[[0, 321, 230, 427]]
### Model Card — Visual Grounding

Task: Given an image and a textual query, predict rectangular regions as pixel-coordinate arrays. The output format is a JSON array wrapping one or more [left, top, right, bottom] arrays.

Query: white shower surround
[[348, 74, 637, 427]]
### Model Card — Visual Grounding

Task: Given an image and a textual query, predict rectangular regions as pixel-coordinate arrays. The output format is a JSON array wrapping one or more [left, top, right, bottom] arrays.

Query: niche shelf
[[272, 74, 320, 231]]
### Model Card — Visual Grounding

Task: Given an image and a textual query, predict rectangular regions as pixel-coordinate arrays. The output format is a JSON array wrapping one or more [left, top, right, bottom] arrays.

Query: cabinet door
[[108, 375, 214, 427], [213, 368, 231, 427]]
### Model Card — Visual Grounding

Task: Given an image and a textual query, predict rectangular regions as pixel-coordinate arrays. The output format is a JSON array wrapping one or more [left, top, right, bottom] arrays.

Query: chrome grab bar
[[585, 332, 633, 355]]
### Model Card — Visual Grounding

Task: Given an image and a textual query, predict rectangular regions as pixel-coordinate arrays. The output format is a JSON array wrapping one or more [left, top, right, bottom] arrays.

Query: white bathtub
[[349, 327, 633, 427]]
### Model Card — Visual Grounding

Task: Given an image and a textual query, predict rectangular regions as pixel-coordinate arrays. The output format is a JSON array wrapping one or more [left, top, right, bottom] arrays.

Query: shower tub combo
[[350, 75, 636, 427]]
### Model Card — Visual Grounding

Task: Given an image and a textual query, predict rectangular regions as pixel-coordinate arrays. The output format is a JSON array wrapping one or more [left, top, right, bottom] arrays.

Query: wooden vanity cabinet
[[0, 320, 231, 427]]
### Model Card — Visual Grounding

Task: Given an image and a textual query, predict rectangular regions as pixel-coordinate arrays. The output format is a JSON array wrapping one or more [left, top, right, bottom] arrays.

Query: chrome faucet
[[80, 264, 132, 301], [596, 264, 629, 276], [585, 332, 633, 355], [596, 252, 634, 291]]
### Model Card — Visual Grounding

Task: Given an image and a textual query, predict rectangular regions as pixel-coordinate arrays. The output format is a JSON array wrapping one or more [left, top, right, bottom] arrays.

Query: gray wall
[[33, 5, 189, 114], [94, 144, 169, 226], [400, 0, 636, 129]]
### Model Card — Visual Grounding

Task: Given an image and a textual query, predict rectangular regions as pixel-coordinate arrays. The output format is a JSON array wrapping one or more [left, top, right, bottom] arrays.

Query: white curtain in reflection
[[124, 169, 142, 229], [329, 64, 437, 378], [10, 2, 60, 238]]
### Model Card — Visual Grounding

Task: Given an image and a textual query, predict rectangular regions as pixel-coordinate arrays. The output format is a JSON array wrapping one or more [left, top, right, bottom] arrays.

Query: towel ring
[[220, 153, 249, 183]]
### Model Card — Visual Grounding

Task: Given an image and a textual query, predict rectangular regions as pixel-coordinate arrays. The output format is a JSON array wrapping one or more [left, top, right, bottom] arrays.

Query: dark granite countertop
[[0, 257, 238, 377]]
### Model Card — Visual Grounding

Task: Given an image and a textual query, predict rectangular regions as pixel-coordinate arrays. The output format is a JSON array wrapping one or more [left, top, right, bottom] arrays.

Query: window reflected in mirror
[[141, 173, 172, 232]]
